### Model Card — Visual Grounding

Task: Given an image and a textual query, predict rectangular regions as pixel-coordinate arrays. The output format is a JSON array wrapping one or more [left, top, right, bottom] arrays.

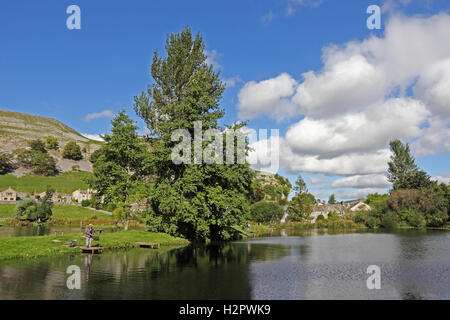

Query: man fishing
[[85, 224, 95, 248]]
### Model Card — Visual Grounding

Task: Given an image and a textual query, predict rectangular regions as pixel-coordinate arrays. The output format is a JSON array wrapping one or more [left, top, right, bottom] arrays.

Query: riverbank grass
[[0, 230, 189, 261]]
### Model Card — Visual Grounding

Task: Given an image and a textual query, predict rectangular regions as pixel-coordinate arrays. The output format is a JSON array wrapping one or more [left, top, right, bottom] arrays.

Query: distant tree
[[250, 181, 265, 204], [15, 149, 36, 168], [387, 139, 431, 190], [45, 136, 59, 150], [250, 201, 284, 223], [0, 153, 13, 174], [289, 193, 314, 222], [15, 187, 54, 222], [328, 194, 336, 204], [293, 175, 308, 193], [31, 153, 58, 176], [29, 139, 47, 153], [289, 174, 314, 221], [63, 141, 83, 160]]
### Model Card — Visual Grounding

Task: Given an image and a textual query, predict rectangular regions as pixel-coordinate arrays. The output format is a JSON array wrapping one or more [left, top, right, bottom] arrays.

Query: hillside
[[253, 171, 292, 204], [0, 109, 103, 176], [0, 110, 102, 153]]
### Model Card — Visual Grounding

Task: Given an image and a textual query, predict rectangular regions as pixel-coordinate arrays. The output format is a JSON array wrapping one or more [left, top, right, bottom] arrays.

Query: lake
[[0, 229, 449, 299]]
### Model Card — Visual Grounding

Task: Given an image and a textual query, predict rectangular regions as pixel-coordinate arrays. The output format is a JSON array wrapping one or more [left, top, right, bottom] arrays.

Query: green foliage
[[316, 214, 325, 221], [0, 153, 14, 175], [387, 140, 431, 190], [29, 139, 47, 153], [134, 27, 253, 241], [328, 194, 336, 204], [31, 152, 58, 176], [249, 181, 265, 204], [14, 187, 54, 222], [88, 111, 150, 211], [45, 136, 59, 150], [63, 141, 83, 160], [327, 211, 339, 220], [250, 201, 284, 223], [89, 148, 103, 164], [81, 200, 91, 207], [289, 193, 314, 222], [294, 175, 308, 193]]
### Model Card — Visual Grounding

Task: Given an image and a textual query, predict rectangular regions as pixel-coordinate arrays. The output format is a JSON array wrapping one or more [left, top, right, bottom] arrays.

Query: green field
[[0, 171, 92, 193], [0, 203, 113, 221], [0, 230, 189, 260]]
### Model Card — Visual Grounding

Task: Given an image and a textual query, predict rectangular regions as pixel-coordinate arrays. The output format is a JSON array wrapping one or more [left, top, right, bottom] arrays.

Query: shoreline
[[0, 230, 189, 261]]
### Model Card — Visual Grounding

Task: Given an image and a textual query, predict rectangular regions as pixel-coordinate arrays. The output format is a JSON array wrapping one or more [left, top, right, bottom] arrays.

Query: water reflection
[[0, 230, 449, 300]]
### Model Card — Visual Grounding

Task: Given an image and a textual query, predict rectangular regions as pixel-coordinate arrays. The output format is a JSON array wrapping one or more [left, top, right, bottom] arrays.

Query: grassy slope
[[0, 230, 189, 261], [0, 171, 92, 193]]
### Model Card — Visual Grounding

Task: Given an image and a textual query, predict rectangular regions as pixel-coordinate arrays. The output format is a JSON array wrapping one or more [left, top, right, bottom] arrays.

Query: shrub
[[316, 214, 325, 221], [31, 153, 58, 176], [63, 141, 83, 160], [0, 153, 13, 174], [89, 149, 103, 164], [45, 136, 59, 150], [250, 201, 284, 223], [380, 211, 398, 229], [29, 139, 47, 153], [14, 187, 54, 222], [402, 209, 426, 228], [327, 211, 340, 220], [81, 200, 91, 207]]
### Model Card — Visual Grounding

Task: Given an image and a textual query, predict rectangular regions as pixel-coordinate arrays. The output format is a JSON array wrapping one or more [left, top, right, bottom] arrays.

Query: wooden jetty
[[136, 242, 160, 249], [80, 246, 104, 254]]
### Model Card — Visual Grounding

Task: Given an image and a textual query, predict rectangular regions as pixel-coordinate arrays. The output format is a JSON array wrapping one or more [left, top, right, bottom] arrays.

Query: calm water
[[0, 229, 449, 300]]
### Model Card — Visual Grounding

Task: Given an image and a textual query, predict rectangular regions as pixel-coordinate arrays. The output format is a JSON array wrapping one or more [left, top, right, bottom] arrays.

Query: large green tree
[[134, 27, 254, 241], [387, 139, 431, 190], [289, 175, 314, 222], [88, 111, 150, 212]]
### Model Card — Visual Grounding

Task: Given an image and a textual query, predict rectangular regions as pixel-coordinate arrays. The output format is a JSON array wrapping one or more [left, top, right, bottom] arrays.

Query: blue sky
[[1, 0, 450, 200]]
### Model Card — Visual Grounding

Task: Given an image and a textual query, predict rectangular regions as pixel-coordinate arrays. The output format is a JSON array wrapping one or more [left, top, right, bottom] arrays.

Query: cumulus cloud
[[286, 98, 428, 158], [237, 73, 298, 121], [84, 110, 113, 122], [248, 137, 391, 176], [240, 12, 450, 180], [331, 174, 391, 189]]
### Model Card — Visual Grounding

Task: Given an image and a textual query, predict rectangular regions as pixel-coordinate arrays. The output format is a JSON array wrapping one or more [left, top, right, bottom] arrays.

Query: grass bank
[[0, 230, 189, 261]]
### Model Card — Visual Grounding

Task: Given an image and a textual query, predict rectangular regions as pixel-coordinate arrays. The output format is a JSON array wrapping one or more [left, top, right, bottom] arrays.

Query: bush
[[316, 214, 325, 221], [81, 200, 91, 207], [380, 211, 398, 229], [29, 139, 47, 153], [250, 201, 284, 223], [327, 211, 340, 220], [89, 149, 103, 164], [0, 153, 13, 174], [45, 136, 59, 150], [63, 141, 83, 160], [402, 209, 426, 228], [31, 153, 58, 176], [14, 187, 54, 222]]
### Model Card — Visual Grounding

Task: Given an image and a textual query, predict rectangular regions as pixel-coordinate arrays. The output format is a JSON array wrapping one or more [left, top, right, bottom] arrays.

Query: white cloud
[[240, 12, 450, 181], [205, 50, 222, 69], [293, 55, 387, 118], [432, 174, 450, 185], [82, 134, 104, 141], [224, 76, 243, 88], [248, 137, 391, 176], [237, 73, 298, 121], [285, 98, 428, 158], [334, 188, 387, 201], [331, 174, 391, 189], [84, 110, 113, 122]]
